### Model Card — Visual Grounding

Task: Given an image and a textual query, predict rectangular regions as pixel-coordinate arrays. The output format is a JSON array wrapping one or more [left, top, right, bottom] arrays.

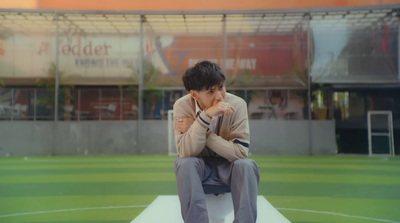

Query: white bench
[[131, 195, 291, 223]]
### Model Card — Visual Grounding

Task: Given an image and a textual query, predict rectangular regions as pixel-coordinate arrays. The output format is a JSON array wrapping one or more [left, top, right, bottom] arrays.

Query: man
[[173, 60, 260, 223]]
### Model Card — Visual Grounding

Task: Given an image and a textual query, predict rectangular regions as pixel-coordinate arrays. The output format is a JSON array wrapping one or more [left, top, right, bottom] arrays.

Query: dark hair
[[182, 60, 225, 91]]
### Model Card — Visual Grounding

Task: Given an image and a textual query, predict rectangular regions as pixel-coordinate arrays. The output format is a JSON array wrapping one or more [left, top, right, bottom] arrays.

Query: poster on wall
[[247, 90, 305, 120]]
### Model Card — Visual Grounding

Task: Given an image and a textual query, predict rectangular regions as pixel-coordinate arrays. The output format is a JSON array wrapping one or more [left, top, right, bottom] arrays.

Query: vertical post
[[168, 110, 173, 155], [367, 111, 372, 156], [34, 88, 37, 121], [78, 89, 81, 121], [222, 14, 227, 73], [398, 15, 400, 82], [287, 89, 290, 119], [12, 36, 15, 77], [138, 15, 145, 154], [389, 112, 395, 156], [54, 14, 60, 155], [306, 13, 313, 155], [99, 88, 102, 121], [11, 88, 14, 121], [161, 89, 165, 120], [120, 88, 123, 120]]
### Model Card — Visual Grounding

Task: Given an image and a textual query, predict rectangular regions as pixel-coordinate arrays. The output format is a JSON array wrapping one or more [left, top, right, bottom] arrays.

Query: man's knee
[[232, 159, 260, 179], [232, 159, 258, 170], [175, 157, 202, 172]]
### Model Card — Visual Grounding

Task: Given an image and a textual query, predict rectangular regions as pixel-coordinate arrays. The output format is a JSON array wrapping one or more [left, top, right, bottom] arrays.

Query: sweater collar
[[194, 100, 202, 115]]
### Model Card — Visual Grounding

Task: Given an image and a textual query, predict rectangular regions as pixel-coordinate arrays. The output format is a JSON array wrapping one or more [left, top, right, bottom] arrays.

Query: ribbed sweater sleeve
[[173, 95, 211, 157], [206, 97, 249, 161]]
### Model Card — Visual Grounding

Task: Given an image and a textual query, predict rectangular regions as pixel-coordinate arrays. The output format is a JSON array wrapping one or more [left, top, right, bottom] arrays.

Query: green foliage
[[0, 79, 5, 89], [125, 59, 163, 105], [36, 62, 60, 88], [127, 59, 161, 87], [35, 62, 74, 110], [0, 27, 13, 40], [225, 69, 254, 87], [293, 66, 308, 84]]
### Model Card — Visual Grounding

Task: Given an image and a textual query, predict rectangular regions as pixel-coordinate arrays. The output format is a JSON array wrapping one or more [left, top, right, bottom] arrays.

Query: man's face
[[191, 84, 226, 110]]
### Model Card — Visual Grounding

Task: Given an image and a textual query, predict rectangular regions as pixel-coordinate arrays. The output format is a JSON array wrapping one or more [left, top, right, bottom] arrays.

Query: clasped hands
[[175, 102, 235, 134]]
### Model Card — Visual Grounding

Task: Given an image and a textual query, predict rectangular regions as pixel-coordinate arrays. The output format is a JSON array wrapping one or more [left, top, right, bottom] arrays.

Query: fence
[[0, 87, 313, 121], [0, 88, 188, 121]]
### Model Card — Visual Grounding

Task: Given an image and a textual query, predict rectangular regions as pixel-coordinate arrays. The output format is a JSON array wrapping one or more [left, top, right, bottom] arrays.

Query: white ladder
[[367, 111, 395, 157]]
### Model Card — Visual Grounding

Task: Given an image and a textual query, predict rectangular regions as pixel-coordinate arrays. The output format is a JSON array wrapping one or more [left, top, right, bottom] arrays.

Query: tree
[[35, 62, 74, 120]]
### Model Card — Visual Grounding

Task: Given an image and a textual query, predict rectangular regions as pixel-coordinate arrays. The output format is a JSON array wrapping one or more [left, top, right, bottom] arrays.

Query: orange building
[[1, 0, 400, 10]]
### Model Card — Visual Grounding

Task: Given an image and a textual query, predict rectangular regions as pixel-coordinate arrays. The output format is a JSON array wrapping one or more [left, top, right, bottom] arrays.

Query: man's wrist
[[204, 109, 212, 119]]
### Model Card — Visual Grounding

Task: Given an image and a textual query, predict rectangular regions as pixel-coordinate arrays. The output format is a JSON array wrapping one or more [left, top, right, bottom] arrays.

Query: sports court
[[0, 155, 399, 223]]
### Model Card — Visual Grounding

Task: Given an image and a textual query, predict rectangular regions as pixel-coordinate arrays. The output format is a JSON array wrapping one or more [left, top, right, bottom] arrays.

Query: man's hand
[[206, 102, 236, 118], [174, 117, 195, 134]]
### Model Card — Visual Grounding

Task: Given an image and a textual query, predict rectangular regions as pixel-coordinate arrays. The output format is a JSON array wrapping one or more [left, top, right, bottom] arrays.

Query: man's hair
[[182, 60, 225, 91]]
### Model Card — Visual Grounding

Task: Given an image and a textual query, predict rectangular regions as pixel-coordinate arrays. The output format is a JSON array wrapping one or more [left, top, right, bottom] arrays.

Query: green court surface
[[0, 155, 399, 223]]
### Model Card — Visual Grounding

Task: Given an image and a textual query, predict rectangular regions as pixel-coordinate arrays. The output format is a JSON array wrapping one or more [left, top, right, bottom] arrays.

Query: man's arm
[[174, 117, 194, 134], [206, 99, 250, 162], [173, 99, 211, 157]]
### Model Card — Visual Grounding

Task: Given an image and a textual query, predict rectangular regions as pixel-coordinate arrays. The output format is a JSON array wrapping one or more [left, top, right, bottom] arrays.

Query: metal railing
[[0, 87, 314, 121], [0, 88, 191, 121]]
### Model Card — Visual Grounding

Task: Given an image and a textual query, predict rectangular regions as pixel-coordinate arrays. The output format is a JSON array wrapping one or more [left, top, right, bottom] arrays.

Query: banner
[[0, 32, 308, 87]]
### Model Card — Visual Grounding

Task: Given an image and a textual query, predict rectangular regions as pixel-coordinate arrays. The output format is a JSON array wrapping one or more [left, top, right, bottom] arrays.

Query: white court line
[[0, 205, 148, 218], [2, 204, 398, 223], [277, 208, 400, 223]]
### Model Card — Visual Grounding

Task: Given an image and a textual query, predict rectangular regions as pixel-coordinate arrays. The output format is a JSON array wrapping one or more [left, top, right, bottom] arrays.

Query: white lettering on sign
[[73, 58, 132, 68], [238, 59, 256, 70]]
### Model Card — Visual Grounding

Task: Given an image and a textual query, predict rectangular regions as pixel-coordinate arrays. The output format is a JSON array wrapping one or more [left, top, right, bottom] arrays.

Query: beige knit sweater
[[173, 92, 250, 162]]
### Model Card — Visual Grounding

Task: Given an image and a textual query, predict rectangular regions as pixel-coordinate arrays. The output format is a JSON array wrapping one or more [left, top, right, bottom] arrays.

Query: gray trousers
[[174, 156, 260, 223]]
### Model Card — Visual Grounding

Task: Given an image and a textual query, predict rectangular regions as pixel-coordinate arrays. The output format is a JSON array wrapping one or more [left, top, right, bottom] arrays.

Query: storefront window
[[333, 92, 349, 120], [247, 89, 306, 120], [311, 13, 398, 83]]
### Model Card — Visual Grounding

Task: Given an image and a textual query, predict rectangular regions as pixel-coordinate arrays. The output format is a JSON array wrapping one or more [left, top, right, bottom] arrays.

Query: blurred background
[[0, 0, 399, 157]]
